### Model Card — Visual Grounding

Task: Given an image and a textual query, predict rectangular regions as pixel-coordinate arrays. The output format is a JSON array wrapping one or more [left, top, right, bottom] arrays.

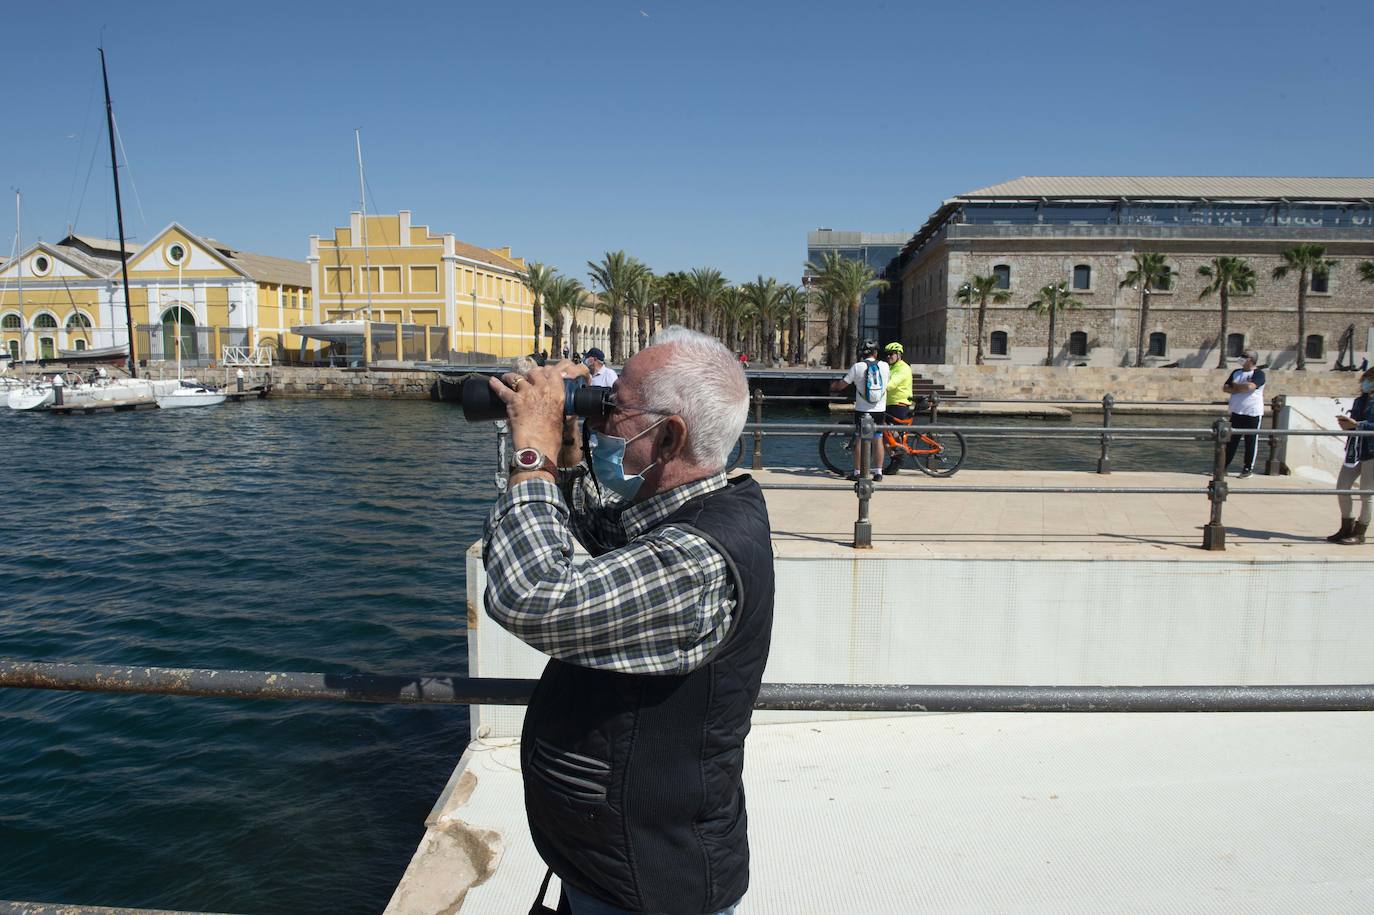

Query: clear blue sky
[[4, 0, 1372, 285]]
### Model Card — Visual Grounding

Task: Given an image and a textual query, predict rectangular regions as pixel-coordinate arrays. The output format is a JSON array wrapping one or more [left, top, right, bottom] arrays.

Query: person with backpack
[[831, 340, 889, 481]]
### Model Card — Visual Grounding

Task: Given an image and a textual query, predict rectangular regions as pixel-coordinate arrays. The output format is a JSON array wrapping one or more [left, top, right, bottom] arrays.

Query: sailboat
[[290, 129, 387, 362], [155, 252, 225, 409]]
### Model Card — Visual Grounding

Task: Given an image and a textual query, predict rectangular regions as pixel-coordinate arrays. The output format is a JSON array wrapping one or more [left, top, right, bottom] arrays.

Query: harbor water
[[0, 399, 1220, 913]]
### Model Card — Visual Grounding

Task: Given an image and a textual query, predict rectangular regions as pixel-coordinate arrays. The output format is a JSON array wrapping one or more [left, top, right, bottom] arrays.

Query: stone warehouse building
[[895, 177, 1374, 368]]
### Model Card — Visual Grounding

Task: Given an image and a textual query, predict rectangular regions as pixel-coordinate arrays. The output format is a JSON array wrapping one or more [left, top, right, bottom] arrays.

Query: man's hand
[[1337, 414, 1357, 430], [490, 360, 593, 461]]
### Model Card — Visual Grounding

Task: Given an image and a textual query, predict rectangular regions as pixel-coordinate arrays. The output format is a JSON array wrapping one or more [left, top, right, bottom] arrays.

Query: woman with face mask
[[1330, 368, 1374, 544]]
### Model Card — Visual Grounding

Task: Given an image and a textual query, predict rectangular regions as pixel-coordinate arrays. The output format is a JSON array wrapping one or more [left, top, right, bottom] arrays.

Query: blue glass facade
[[806, 236, 904, 345]]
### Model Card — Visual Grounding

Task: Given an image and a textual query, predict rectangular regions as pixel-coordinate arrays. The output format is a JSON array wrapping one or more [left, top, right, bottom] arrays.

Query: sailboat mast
[[100, 46, 138, 379], [355, 128, 372, 324], [15, 191, 23, 361]]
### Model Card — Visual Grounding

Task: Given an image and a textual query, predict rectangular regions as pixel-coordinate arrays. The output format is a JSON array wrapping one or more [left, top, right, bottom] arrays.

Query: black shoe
[[1338, 521, 1369, 545], [847, 472, 860, 482], [1238, 469, 1253, 479], [1328, 518, 1356, 543], [872, 473, 883, 483]]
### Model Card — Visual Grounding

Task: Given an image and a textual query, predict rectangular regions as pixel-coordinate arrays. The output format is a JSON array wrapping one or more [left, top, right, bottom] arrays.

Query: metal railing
[[724, 390, 1371, 549]]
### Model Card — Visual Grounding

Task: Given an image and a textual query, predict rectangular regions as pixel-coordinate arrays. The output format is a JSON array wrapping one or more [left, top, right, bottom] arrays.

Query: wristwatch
[[511, 447, 557, 475]]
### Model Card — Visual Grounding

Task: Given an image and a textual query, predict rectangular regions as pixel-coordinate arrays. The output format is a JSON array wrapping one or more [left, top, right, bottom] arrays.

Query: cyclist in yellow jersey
[[883, 342, 913, 471]]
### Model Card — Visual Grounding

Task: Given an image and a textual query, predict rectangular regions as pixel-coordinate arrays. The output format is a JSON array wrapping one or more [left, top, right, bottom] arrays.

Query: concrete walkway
[[751, 468, 1361, 560]]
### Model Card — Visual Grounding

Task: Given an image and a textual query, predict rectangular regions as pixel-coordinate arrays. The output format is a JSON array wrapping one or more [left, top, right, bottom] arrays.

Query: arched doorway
[[34, 313, 58, 360], [161, 306, 198, 361]]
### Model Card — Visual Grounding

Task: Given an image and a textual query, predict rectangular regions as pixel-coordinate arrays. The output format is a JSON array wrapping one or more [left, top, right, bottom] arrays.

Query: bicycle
[[819, 411, 966, 478]]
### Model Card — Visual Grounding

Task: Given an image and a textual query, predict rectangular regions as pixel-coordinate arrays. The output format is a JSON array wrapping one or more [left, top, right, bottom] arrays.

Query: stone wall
[[918, 363, 1362, 403], [268, 366, 437, 399]]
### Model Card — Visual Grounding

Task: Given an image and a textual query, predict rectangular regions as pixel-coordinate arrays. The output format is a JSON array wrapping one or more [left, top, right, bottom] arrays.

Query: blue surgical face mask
[[1361, 379, 1374, 395], [589, 417, 669, 502]]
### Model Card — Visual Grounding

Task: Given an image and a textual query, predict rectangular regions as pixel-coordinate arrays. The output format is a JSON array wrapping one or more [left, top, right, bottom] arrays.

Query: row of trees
[[959, 246, 1374, 369], [522, 253, 837, 367]]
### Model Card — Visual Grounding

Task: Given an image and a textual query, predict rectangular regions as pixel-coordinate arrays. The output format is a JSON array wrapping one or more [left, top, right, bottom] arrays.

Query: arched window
[[990, 331, 1008, 356], [1226, 333, 1245, 357], [33, 313, 58, 329], [66, 314, 92, 330], [1306, 334, 1324, 359], [1311, 272, 1329, 294], [992, 265, 1011, 290], [1069, 331, 1088, 356], [1148, 332, 1167, 357], [73, 339, 87, 352], [1, 314, 20, 330], [1072, 265, 1092, 290], [161, 306, 198, 360]]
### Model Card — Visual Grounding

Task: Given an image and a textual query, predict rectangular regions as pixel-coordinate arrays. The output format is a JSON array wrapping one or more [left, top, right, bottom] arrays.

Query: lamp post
[[471, 283, 478, 359], [499, 295, 505, 358]]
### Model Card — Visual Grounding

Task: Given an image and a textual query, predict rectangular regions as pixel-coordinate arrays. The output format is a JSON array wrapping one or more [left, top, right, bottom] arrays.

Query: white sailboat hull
[[157, 387, 227, 409], [7, 387, 54, 411]]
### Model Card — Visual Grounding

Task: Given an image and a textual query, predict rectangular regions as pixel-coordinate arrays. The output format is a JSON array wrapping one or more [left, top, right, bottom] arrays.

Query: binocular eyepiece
[[454, 373, 612, 422]]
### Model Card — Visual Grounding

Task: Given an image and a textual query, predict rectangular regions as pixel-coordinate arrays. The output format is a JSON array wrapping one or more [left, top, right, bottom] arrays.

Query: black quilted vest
[[520, 475, 774, 914]]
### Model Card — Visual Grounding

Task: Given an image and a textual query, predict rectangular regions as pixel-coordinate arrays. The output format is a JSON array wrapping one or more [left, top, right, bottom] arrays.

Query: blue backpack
[[860, 359, 884, 404]]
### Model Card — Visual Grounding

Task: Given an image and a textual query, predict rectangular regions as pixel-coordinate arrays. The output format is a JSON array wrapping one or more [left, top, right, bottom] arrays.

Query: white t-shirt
[[844, 359, 890, 412], [589, 364, 618, 388], [1226, 368, 1265, 417]]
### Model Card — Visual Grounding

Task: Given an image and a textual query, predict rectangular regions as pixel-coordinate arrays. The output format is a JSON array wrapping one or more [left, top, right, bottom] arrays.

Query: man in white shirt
[[585, 347, 618, 388], [830, 340, 890, 481], [1222, 349, 1266, 478]]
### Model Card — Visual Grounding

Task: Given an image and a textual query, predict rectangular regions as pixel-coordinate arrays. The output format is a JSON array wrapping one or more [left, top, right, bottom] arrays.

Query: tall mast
[[100, 46, 138, 378], [15, 191, 23, 361], [355, 128, 372, 324]]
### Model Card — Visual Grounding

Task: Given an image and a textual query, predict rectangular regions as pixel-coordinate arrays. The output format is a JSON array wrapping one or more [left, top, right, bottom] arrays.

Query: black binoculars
[[454, 373, 613, 422]]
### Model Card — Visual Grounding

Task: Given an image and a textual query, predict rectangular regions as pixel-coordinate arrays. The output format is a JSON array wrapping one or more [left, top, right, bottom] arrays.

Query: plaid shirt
[[482, 469, 735, 675]]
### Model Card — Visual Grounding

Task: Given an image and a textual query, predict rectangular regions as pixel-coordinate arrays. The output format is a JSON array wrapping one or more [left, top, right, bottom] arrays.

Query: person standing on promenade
[[584, 347, 617, 388], [1329, 367, 1374, 544], [1222, 350, 1266, 478], [883, 342, 913, 472], [831, 340, 889, 482], [482, 326, 773, 915]]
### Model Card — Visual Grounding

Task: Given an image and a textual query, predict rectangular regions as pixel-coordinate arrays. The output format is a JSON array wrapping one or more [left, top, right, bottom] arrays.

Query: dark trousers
[[1225, 412, 1262, 471]]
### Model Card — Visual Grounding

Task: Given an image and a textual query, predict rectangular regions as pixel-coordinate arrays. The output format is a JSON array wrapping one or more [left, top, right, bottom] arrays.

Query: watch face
[[515, 448, 541, 469]]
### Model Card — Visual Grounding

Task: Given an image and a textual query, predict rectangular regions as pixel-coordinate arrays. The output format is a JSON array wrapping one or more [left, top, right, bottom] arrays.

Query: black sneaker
[[1238, 469, 1253, 479], [872, 473, 883, 483], [847, 472, 860, 482]]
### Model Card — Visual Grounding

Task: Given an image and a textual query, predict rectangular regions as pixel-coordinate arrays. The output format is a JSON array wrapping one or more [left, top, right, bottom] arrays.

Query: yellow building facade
[[0, 224, 309, 364], [309, 211, 537, 359]]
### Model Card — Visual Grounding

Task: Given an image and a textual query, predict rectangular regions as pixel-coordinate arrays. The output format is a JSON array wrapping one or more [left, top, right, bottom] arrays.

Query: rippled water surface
[[0, 397, 1218, 913]]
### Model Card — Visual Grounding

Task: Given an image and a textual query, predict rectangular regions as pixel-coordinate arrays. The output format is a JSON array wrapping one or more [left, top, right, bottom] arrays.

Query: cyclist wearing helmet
[[831, 339, 889, 481], [883, 343, 913, 472]]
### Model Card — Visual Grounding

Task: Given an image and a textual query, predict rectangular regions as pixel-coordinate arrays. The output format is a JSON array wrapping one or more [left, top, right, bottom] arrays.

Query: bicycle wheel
[[913, 430, 966, 477], [726, 437, 746, 471], [819, 430, 859, 476]]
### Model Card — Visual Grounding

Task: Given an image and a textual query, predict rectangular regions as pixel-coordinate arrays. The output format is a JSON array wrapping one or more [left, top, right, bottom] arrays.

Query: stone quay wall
[[269, 366, 438, 399], [919, 363, 1360, 403]]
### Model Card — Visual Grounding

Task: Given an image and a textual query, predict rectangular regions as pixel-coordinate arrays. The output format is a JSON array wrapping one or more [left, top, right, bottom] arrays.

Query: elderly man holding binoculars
[[475, 326, 774, 915]]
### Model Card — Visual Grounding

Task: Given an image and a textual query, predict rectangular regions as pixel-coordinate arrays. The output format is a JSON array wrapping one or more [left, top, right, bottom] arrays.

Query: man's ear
[[659, 415, 689, 462]]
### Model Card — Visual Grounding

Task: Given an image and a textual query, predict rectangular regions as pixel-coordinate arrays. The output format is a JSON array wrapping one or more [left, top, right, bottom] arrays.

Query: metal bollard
[[928, 392, 940, 423], [751, 388, 764, 470], [1097, 392, 1114, 474], [853, 412, 875, 548], [1265, 394, 1287, 476], [1202, 417, 1230, 551], [236, 368, 245, 393], [51, 374, 65, 406]]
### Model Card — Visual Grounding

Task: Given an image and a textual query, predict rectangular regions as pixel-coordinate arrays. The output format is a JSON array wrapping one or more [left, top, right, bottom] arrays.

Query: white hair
[[637, 325, 749, 470]]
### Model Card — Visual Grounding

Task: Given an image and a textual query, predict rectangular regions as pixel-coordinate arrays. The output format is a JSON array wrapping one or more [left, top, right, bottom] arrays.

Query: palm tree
[[626, 271, 657, 352], [1197, 256, 1257, 368], [521, 261, 556, 355], [743, 276, 785, 364], [1027, 282, 1084, 366], [1119, 252, 1171, 367], [1273, 244, 1338, 370], [805, 252, 889, 366], [779, 284, 807, 364], [656, 271, 690, 331], [717, 286, 751, 351], [544, 275, 584, 360], [955, 275, 1012, 365], [587, 251, 649, 362], [686, 267, 727, 339], [1360, 260, 1374, 286]]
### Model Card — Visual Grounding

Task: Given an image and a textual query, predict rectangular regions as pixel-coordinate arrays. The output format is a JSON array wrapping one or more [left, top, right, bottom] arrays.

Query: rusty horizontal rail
[[3, 661, 1374, 712]]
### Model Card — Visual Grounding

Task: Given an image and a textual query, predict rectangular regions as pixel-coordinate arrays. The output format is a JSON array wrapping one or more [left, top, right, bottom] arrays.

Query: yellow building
[[309, 211, 537, 360], [0, 224, 309, 365]]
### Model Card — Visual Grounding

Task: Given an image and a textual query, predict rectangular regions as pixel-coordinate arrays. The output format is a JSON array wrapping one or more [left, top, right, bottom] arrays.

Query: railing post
[[853, 412, 874, 548], [494, 420, 511, 494], [1265, 394, 1287, 476], [928, 391, 940, 423], [1202, 417, 1230, 551], [751, 388, 764, 470], [1097, 392, 1114, 474]]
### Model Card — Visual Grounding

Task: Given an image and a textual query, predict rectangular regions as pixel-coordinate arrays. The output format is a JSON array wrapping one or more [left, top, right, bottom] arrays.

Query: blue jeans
[[565, 884, 739, 915]]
